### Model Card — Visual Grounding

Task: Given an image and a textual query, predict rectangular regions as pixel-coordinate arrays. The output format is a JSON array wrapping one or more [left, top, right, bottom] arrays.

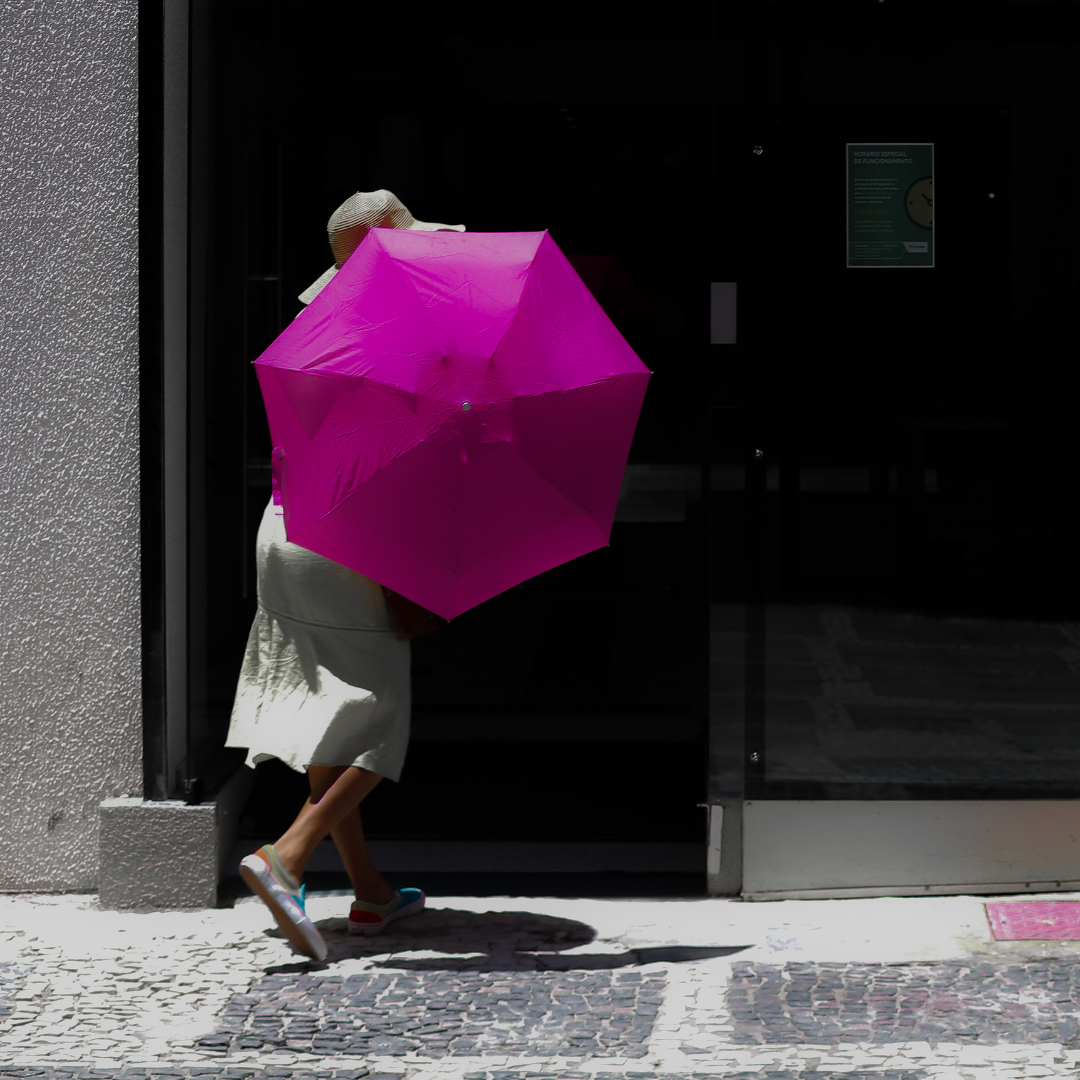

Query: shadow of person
[[276, 906, 752, 971]]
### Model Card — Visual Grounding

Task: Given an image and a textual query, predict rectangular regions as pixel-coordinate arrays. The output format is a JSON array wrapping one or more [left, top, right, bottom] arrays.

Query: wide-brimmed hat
[[299, 189, 465, 304]]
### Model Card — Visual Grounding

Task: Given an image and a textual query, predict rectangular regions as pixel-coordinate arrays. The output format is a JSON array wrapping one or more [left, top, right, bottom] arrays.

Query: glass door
[[709, 7, 1080, 897]]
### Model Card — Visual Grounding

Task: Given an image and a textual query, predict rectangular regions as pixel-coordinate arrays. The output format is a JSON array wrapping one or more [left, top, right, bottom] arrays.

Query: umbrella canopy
[[254, 227, 652, 621]]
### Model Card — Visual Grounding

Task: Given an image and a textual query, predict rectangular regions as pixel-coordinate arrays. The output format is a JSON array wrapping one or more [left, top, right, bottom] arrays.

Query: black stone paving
[[727, 960, 1080, 1044], [196, 971, 664, 1059]]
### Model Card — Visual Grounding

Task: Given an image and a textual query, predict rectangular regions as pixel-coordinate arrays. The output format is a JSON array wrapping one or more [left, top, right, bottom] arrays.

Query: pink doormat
[[985, 901, 1080, 940]]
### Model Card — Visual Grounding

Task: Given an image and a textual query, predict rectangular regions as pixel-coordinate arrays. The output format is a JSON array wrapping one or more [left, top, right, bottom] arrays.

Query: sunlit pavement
[[4, 888, 1080, 1078]]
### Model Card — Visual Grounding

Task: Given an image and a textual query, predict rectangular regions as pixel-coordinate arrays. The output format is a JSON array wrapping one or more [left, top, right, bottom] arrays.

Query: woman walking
[[226, 190, 465, 961]]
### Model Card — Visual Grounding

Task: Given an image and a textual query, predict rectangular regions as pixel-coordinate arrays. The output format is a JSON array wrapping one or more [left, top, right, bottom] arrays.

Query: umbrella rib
[[515, 460, 602, 524], [285, 421, 463, 548], [282, 492, 366, 554]]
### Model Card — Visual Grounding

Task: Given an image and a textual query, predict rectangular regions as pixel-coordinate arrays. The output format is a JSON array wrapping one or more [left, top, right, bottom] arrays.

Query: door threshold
[[745, 880, 1080, 902]]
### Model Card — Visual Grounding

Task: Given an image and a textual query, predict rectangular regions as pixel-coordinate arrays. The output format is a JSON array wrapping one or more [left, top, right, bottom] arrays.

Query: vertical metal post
[[744, 445, 767, 796], [241, 147, 251, 599], [162, 0, 190, 797], [706, 804, 724, 878], [139, 0, 166, 801]]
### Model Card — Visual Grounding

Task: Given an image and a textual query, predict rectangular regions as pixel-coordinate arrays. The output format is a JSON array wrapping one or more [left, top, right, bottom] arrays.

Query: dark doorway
[[191, 2, 714, 843]]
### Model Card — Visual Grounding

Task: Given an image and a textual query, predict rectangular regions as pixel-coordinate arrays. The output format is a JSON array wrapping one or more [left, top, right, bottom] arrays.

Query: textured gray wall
[[0, 1, 141, 890]]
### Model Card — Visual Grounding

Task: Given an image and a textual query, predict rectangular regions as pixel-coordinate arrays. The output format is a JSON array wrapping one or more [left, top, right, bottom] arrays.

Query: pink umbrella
[[254, 227, 652, 621]]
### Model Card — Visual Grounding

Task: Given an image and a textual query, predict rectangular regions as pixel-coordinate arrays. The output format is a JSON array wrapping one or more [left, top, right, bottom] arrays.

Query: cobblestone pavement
[[199, 971, 663, 1058], [726, 961, 1080, 1045], [5, 892, 1080, 1078]]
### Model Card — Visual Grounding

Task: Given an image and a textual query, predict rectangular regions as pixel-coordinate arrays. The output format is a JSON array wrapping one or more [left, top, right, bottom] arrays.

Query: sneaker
[[348, 887, 425, 936], [239, 844, 328, 961]]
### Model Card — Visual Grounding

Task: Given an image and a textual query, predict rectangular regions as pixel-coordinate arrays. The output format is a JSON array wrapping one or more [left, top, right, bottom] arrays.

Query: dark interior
[[187, 2, 1080, 860], [191, 2, 712, 841]]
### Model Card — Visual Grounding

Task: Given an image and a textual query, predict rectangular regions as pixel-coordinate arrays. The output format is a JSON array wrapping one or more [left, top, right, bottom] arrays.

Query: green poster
[[846, 143, 934, 268]]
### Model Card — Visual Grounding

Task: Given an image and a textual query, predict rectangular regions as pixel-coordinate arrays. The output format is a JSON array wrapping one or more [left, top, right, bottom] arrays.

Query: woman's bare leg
[[329, 806, 396, 905], [269, 764, 383, 885]]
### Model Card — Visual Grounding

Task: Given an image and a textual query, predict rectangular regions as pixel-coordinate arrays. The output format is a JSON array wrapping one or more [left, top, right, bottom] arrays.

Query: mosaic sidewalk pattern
[[461, 1074, 929, 1080], [726, 960, 1080, 1044], [0, 1071, 932, 1080], [0, 963, 25, 1021], [0, 1071, 370, 1079], [197, 972, 664, 1059], [0, 1072, 372, 1080]]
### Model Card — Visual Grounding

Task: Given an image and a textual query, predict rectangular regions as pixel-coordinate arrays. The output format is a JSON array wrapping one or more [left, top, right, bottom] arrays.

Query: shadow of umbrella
[[632, 946, 750, 964], [263, 907, 751, 972]]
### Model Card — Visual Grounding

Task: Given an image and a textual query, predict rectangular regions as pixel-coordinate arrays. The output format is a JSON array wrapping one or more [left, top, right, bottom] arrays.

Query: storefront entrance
[[181, 1, 712, 866], [172, 2, 1080, 893]]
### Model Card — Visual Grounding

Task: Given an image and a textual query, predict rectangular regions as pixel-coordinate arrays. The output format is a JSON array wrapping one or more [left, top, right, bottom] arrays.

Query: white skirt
[[225, 497, 411, 781]]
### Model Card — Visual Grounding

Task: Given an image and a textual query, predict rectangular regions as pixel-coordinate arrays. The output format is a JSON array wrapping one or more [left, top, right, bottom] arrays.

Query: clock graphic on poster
[[904, 175, 933, 229]]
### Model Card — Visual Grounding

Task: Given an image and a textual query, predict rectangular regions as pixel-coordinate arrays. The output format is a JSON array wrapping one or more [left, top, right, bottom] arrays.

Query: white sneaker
[[239, 844, 327, 961]]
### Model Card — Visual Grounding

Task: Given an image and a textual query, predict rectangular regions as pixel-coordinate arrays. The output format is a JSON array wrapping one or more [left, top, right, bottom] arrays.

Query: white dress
[[225, 496, 411, 781]]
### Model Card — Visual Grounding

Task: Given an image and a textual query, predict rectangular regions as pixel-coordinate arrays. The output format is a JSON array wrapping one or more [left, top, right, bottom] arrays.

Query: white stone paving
[[4, 890, 1080, 1076]]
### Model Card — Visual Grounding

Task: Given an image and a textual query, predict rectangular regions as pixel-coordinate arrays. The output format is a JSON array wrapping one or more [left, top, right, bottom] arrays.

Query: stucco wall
[[0, 0, 141, 890]]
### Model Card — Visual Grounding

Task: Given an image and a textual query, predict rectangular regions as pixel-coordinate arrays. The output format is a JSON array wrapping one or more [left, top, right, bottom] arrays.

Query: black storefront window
[[709, 7, 1080, 811]]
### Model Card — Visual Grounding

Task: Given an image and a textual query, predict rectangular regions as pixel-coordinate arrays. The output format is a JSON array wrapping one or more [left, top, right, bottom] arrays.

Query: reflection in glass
[[761, 604, 1080, 785]]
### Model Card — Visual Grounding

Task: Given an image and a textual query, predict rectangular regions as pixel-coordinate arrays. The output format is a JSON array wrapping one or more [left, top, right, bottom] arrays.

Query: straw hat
[[299, 189, 465, 304]]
